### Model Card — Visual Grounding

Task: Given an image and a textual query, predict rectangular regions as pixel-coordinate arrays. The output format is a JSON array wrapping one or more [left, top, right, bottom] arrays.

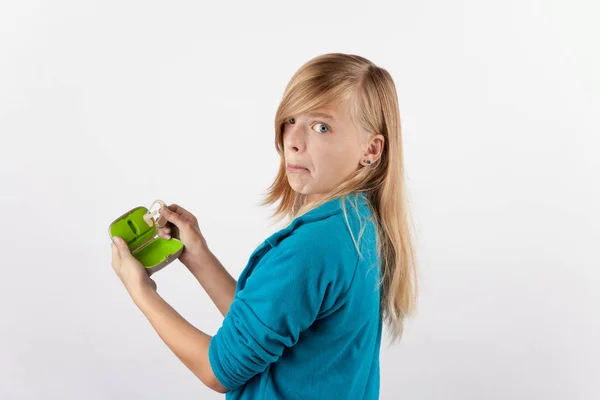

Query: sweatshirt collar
[[265, 192, 370, 248]]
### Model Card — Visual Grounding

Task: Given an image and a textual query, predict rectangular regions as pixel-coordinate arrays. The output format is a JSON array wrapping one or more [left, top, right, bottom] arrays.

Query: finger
[[149, 278, 157, 291], [112, 236, 133, 259], [111, 242, 120, 268], [167, 203, 184, 213], [168, 204, 194, 221], [159, 205, 184, 226], [170, 204, 197, 224], [156, 224, 172, 239]]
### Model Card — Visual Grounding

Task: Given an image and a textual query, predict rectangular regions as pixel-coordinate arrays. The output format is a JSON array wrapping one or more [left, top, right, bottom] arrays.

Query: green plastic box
[[108, 205, 184, 275]]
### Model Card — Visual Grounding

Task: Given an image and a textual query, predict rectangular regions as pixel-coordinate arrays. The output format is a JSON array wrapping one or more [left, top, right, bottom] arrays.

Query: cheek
[[316, 147, 356, 174]]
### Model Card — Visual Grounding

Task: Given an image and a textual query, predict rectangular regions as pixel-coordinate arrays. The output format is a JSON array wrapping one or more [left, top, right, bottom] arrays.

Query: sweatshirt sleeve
[[208, 232, 346, 391]]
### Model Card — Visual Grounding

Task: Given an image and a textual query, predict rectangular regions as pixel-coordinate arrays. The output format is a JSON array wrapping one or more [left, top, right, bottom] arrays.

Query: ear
[[360, 133, 385, 166]]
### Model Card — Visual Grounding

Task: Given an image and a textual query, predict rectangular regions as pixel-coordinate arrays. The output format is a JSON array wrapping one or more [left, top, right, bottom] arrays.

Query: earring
[[365, 160, 372, 164]]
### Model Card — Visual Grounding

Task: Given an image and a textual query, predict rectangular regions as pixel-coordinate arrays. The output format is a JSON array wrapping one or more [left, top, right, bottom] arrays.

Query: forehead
[[306, 111, 336, 121], [305, 103, 348, 123]]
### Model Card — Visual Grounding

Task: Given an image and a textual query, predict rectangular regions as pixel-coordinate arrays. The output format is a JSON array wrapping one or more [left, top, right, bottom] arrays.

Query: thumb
[[112, 236, 133, 258], [159, 205, 182, 227]]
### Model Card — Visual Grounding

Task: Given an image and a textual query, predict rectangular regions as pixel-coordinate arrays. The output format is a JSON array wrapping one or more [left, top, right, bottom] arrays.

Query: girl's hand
[[111, 236, 157, 297], [156, 204, 210, 268]]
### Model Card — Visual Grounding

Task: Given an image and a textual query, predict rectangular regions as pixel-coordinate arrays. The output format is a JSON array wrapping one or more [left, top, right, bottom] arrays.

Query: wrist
[[130, 282, 159, 307], [183, 246, 214, 274]]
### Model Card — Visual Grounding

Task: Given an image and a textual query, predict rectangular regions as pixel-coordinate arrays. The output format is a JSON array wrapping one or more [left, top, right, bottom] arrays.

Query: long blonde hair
[[257, 53, 419, 345]]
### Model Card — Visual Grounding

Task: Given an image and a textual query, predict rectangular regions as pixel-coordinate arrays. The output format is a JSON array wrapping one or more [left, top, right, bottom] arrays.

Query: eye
[[312, 122, 330, 134], [283, 118, 330, 134]]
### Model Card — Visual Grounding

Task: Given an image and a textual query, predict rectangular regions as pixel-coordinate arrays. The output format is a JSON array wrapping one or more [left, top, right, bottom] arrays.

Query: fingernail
[[112, 236, 120, 244]]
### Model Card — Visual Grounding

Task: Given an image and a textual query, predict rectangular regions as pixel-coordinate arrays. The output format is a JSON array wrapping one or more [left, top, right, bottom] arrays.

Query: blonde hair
[[257, 53, 419, 345]]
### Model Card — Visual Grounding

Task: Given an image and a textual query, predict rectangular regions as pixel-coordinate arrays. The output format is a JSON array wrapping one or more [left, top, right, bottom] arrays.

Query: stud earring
[[365, 160, 372, 164]]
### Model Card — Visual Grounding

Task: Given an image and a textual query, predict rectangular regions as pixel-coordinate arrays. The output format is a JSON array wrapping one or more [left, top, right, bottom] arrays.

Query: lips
[[286, 163, 309, 172]]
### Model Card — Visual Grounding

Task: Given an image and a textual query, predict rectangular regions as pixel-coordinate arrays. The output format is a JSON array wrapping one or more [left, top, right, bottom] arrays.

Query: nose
[[283, 121, 306, 153]]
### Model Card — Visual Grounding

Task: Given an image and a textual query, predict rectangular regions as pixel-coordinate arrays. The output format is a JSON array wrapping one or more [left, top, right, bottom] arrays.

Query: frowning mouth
[[286, 163, 309, 172]]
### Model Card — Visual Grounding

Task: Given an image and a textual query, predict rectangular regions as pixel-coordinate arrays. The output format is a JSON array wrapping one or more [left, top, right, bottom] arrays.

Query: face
[[282, 99, 384, 204]]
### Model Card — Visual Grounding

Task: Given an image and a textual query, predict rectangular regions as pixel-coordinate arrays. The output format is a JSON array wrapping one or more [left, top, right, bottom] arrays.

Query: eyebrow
[[305, 112, 336, 122]]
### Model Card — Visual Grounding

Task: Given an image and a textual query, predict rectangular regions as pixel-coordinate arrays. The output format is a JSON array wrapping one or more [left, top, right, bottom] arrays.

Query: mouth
[[286, 164, 309, 172]]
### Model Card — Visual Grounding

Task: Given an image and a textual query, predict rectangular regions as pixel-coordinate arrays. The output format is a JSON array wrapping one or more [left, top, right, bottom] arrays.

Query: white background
[[1, 1, 598, 399]]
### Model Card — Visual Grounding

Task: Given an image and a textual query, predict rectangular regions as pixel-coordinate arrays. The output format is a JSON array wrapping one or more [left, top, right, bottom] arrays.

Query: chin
[[287, 181, 310, 195]]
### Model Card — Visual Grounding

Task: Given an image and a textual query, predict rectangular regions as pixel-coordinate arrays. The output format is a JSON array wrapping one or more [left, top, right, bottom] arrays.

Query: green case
[[108, 205, 184, 275]]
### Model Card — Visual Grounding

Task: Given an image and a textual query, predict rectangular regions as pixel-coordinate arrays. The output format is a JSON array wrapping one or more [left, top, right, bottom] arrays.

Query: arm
[[155, 204, 237, 318], [208, 233, 348, 391], [132, 287, 229, 394], [184, 248, 237, 318]]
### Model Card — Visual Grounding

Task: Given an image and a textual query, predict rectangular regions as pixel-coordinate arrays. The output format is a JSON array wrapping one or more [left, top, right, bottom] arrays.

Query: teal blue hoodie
[[209, 192, 382, 399]]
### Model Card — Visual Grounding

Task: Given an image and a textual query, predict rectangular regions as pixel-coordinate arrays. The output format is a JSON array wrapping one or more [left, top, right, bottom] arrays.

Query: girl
[[111, 52, 418, 399]]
